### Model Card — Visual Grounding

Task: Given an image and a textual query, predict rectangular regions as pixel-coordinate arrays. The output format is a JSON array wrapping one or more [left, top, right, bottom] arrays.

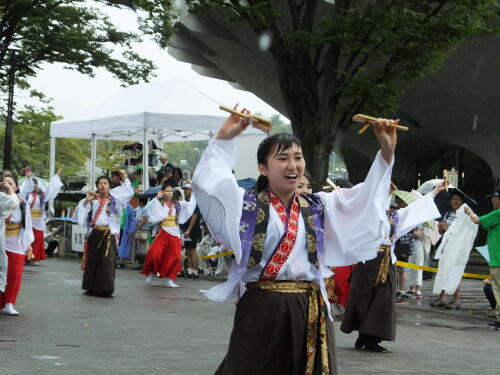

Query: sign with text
[[71, 224, 87, 252]]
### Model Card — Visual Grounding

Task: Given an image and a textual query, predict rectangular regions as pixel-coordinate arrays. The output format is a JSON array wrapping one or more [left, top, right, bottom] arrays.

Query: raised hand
[[0, 181, 15, 195], [373, 119, 398, 165], [118, 169, 127, 182], [24, 166, 33, 178], [85, 191, 95, 203], [215, 104, 251, 140], [431, 180, 447, 196]]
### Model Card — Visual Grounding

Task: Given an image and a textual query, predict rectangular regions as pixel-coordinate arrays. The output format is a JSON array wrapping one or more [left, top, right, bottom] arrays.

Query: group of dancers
[[3, 106, 492, 374], [0, 168, 63, 315]]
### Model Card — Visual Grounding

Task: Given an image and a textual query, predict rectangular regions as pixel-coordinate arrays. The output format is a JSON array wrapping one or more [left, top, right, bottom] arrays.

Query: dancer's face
[[163, 186, 173, 201], [296, 175, 312, 195], [259, 143, 305, 197], [450, 194, 463, 210], [96, 178, 110, 195]]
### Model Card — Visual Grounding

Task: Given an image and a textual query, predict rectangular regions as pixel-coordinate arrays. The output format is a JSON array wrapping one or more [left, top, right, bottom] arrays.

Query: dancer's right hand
[[85, 191, 95, 203], [0, 181, 14, 195], [215, 104, 251, 140]]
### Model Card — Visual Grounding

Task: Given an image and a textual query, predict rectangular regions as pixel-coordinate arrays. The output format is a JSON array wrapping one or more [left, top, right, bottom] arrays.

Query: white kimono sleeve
[[0, 192, 19, 215], [109, 179, 134, 212], [192, 139, 245, 263], [18, 177, 34, 199], [75, 199, 91, 228], [394, 192, 441, 239], [315, 151, 393, 266], [21, 205, 35, 252], [43, 174, 64, 201], [178, 196, 197, 225], [146, 198, 169, 224]]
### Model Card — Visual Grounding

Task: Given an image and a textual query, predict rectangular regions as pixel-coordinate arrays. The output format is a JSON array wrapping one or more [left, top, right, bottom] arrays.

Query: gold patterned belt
[[93, 226, 112, 257], [30, 208, 42, 218], [160, 217, 177, 227], [5, 223, 21, 237], [246, 281, 329, 375], [375, 245, 392, 286]]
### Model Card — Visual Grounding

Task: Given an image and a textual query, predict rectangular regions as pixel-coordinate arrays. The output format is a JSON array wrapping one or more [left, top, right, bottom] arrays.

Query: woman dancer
[[0, 174, 34, 315], [20, 167, 63, 264], [193, 109, 398, 375], [142, 183, 195, 287], [75, 172, 133, 297]]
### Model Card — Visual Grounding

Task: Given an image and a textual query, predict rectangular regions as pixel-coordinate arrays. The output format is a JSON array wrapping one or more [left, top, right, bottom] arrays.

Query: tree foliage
[[0, 0, 157, 91], [0, 103, 88, 178], [135, 0, 500, 187]]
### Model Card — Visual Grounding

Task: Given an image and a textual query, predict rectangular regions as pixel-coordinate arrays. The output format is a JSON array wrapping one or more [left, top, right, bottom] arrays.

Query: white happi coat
[[193, 138, 394, 309]]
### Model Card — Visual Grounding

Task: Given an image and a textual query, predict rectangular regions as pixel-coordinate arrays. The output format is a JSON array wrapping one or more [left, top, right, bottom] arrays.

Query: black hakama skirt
[[215, 287, 338, 375], [340, 251, 396, 341], [82, 227, 117, 296]]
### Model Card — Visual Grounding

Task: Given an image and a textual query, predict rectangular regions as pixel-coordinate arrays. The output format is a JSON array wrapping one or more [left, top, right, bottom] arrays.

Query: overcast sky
[[21, 4, 283, 120]]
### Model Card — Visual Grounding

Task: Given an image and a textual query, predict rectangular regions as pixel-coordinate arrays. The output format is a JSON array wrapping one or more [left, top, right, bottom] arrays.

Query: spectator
[[483, 279, 497, 317], [181, 183, 201, 279], [44, 221, 61, 258], [407, 225, 430, 299], [393, 196, 417, 302], [155, 152, 175, 173], [134, 198, 150, 267], [173, 167, 183, 182], [179, 170, 192, 189], [465, 188, 500, 328], [163, 168, 178, 188]]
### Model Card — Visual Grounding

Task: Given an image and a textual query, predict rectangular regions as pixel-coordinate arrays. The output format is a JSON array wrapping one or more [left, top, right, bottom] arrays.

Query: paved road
[[1, 259, 498, 375]]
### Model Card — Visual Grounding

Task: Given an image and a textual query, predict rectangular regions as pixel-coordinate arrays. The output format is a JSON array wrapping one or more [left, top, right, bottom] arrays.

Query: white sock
[[193, 269, 199, 276], [187, 268, 193, 275], [145, 274, 153, 284]]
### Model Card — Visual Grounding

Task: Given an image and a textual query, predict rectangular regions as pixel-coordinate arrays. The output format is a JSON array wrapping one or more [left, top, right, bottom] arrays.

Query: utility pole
[[3, 49, 16, 170]]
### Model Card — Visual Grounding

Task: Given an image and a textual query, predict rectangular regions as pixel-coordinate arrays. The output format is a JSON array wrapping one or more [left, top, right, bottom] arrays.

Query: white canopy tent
[[49, 78, 265, 190]]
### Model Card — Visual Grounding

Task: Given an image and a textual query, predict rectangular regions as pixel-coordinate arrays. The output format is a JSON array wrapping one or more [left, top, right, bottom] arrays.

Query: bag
[[394, 240, 411, 262], [135, 230, 149, 241]]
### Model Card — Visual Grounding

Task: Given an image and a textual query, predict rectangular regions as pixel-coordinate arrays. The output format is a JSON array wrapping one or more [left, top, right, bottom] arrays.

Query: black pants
[[484, 284, 497, 309], [45, 240, 58, 257]]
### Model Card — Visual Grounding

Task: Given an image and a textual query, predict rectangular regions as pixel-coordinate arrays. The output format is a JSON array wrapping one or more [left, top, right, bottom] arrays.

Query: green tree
[[0, 103, 88, 178], [136, 0, 500, 188], [0, 0, 156, 86], [96, 140, 127, 176]]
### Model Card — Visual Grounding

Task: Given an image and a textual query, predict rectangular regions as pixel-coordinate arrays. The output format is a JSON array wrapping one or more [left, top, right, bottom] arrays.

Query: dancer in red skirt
[[142, 183, 195, 287], [0, 173, 34, 316], [20, 167, 63, 264]]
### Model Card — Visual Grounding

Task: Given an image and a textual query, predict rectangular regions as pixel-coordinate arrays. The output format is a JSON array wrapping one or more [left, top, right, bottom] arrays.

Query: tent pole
[[49, 137, 56, 178], [90, 133, 97, 192], [143, 129, 149, 191]]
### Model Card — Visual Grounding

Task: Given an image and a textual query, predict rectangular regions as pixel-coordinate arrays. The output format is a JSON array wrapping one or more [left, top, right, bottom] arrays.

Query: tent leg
[[90, 133, 97, 191], [49, 137, 56, 177], [143, 129, 149, 191]]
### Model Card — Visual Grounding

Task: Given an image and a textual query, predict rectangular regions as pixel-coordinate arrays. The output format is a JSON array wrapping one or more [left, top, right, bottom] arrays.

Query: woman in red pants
[[142, 183, 195, 287]]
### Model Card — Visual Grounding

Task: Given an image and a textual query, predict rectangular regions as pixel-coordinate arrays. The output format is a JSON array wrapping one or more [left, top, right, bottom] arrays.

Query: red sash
[[260, 191, 300, 281], [91, 196, 109, 227], [30, 191, 38, 209]]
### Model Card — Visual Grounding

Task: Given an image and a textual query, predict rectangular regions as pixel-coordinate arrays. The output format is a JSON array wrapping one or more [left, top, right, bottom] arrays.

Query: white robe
[[74, 179, 134, 235], [21, 175, 63, 231], [0, 192, 20, 292], [5, 198, 34, 256], [433, 204, 478, 295], [146, 197, 197, 237], [192, 138, 394, 309]]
